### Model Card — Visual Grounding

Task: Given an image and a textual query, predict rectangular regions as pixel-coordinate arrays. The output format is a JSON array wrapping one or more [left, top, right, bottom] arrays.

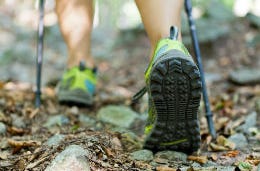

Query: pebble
[[228, 133, 248, 149], [97, 105, 138, 128], [11, 115, 26, 128], [45, 145, 90, 171], [44, 115, 70, 128], [45, 134, 65, 147], [130, 149, 153, 162], [0, 122, 6, 134]]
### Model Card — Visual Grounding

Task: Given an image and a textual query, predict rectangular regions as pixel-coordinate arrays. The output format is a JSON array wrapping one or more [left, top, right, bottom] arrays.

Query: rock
[[11, 115, 26, 128], [79, 114, 96, 127], [154, 151, 187, 162], [97, 105, 138, 128], [45, 145, 90, 171], [228, 133, 248, 149], [45, 134, 65, 147], [44, 115, 70, 128], [130, 149, 153, 162], [229, 68, 260, 85], [236, 112, 257, 134], [0, 122, 6, 134]]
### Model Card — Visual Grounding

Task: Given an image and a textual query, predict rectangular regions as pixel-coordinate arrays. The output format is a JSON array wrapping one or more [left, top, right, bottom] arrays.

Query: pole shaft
[[184, 0, 216, 138], [35, 0, 45, 107]]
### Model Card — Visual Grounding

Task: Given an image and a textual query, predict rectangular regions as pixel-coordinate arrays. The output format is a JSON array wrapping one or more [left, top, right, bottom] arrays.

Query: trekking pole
[[184, 0, 216, 138], [35, 0, 45, 108]]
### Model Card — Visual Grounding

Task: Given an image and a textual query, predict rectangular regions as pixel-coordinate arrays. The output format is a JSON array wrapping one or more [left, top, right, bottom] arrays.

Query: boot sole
[[58, 89, 93, 106], [144, 51, 202, 153]]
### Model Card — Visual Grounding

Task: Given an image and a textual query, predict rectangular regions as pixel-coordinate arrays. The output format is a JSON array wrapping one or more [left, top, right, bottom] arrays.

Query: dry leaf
[[29, 108, 39, 119], [223, 150, 240, 157], [245, 159, 260, 166], [7, 127, 28, 135], [104, 147, 114, 157], [8, 139, 41, 153], [187, 155, 208, 164], [210, 143, 229, 151], [245, 155, 260, 166], [215, 117, 229, 131], [156, 166, 177, 171], [217, 135, 236, 150], [210, 153, 218, 161]]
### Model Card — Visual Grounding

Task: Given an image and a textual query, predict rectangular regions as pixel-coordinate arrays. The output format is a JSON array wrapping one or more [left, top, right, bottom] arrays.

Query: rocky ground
[[1, 1, 260, 171]]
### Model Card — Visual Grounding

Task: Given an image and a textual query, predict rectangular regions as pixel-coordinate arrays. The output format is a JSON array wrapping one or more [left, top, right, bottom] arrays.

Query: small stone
[[130, 149, 153, 162], [0, 122, 6, 134], [191, 162, 201, 167], [202, 161, 218, 167], [228, 133, 248, 149], [97, 105, 138, 128], [229, 68, 260, 85], [79, 114, 96, 127], [0, 138, 8, 149], [154, 151, 187, 162], [45, 145, 90, 171], [236, 112, 257, 134], [44, 115, 70, 128], [70, 106, 79, 115], [45, 134, 65, 147], [11, 115, 26, 128]]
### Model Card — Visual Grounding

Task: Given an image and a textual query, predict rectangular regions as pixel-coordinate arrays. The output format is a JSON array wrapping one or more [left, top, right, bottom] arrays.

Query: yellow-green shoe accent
[[57, 63, 97, 105], [141, 26, 202, 153]]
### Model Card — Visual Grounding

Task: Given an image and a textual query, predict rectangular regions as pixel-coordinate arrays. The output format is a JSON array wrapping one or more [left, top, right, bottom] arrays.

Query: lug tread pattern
[[144, 56, 202, 153]]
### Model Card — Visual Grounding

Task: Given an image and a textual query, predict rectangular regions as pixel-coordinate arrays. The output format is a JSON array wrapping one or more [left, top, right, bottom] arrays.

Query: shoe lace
[[132, 86, 147, 103]]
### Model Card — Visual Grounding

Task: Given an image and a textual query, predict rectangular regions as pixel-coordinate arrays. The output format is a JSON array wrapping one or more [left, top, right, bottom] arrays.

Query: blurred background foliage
[[0, 0, 260, 83]]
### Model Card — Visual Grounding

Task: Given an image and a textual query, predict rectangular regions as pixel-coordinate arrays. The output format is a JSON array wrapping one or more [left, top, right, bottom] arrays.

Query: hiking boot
[[57, 62, 97, 105], [135, 26, 202, 153]]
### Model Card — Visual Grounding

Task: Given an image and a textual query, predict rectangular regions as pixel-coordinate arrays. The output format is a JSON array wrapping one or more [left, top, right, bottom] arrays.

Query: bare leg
[[56, 0, 94, 68], [135, 0, 183, 58]]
